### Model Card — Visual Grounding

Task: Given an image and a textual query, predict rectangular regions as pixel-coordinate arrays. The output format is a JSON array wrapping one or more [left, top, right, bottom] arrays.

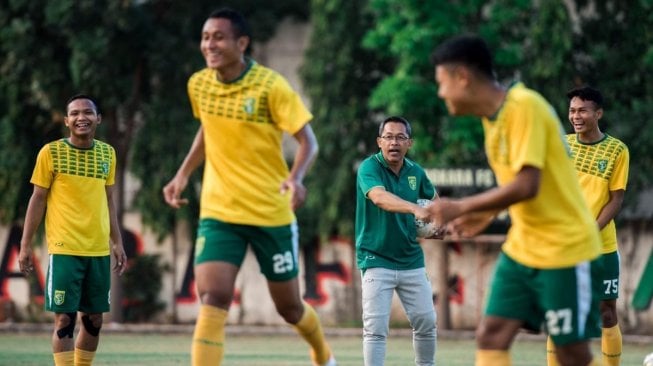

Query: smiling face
[[568, 96, 602, 136], [200, 17, 248, 74], [64, 98, 101, 144], [377, 121, 412, 168]]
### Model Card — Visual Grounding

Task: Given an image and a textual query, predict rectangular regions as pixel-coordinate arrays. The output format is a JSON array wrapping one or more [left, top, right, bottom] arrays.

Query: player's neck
[[215, 59, 248, 83], [577, 129, 604, 144], [67, 135, 94, 149], [477, 82, 506, 119]]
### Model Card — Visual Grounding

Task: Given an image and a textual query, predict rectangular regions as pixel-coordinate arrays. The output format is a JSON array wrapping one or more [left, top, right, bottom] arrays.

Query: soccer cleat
[[315, 354, 336, 366]]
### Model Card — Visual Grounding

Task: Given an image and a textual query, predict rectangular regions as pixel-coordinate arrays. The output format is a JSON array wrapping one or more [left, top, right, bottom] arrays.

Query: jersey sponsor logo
[[408, 176, 417, 190], [597, 159, 608, 173], [243, 97, 256, 115], [54, 290, 65, 306]]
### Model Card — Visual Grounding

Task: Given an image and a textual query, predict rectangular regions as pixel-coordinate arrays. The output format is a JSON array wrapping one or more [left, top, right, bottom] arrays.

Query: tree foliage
[[0, 0, 308, 232], [568, 0, 653, 196], [363, 0, 653, 186], [299, 0, 391, 240], [0, 0, 308, 321]]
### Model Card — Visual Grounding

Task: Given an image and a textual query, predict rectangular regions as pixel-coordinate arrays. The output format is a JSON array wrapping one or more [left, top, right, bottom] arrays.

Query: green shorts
[[195, 218, 299, 281], [485, 252, 601, 345], [45, 254, 111, 313], [597, 251, 620, 300]]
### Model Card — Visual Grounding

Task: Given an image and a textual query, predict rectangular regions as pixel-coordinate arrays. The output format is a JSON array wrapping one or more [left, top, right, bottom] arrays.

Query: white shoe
[[315, 355, 336, 366]]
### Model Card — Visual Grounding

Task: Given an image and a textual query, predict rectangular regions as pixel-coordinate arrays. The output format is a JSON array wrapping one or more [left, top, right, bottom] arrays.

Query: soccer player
[[18, 94, 127, 366], [428, 35, 603, 366], [546, 86, 629, 366], [355, 116, 438, 366], [162, 8, 335, 366]]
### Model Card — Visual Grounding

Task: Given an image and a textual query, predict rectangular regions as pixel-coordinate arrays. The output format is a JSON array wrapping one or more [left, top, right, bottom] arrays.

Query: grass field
[[0, 330, 651, 365]]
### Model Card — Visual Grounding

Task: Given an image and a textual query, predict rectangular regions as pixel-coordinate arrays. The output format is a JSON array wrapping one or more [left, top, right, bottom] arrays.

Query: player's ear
[[456, 66, 473, 86], [237, 36, 250, 53], [595, 108, 603, 120], [97, 113, 102, 125]]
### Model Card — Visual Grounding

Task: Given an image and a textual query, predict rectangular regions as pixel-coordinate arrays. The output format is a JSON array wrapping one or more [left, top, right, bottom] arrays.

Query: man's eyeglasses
[[380, 135, 410, 142]]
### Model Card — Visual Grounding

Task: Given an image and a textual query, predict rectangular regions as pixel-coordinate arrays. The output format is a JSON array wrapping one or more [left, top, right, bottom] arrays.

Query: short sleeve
[[609, 144, 629, 191], [187, 73, 201, 120], [106, 147, 117, 186], [357, 158, 386, 198], [419, 169, 436, 199], [30, 145, 53, 189], [508, 97, 548, 172], [268, 75, 313, 135]]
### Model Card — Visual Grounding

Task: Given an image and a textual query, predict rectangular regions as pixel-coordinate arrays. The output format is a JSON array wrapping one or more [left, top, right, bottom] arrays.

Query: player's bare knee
[[81, 314, 103, 337], [199, 291, 232, 309], [277, 303, 304, 324], [56, 312, 77, 339]]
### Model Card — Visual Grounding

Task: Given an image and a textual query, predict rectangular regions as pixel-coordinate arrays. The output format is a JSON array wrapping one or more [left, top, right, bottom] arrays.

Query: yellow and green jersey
[[566, 134, 629, 253], [187, 60, 312, 226], [482, 83, 601, 269], [31, 139, 115, 256]]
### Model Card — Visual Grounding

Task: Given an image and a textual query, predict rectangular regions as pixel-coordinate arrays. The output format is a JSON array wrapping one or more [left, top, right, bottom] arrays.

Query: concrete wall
[[2, 218, 652, 334]]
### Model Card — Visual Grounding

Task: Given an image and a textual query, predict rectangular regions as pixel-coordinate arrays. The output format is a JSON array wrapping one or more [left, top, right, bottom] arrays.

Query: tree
[[299, 0, 391, 240], [0, 0, 309, 322], [567, 0, 653, 198], [362, 0, 577, 167], [361, 0, 653, 213]]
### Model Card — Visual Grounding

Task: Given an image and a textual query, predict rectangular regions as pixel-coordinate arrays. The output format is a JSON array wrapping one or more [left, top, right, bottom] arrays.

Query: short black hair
[[430, 34, 495, 80], [566, 86, 604, 109], [208, 7, 251, 39], [379, 116, 412, 137], [66, 94, 99, 114]]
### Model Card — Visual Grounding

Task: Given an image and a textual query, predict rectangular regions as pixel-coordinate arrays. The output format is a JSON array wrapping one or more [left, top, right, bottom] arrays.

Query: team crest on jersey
[[54, 290, 65, 306], [101, 161, 109, 175], [408, 176, 417, 190], [243, 98, 256, 115], [597, 159, 608, 173]]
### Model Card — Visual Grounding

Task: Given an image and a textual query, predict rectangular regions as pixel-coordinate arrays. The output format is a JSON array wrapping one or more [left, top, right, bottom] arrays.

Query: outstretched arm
[[429, 166, 540, 232], [163, 126, 206, 208], [367, 187, 427, 218], [281, 124, 318, 210]]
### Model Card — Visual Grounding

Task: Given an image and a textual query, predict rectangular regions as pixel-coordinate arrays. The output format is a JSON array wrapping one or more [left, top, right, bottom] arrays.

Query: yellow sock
[[74, 348, 95, 366], [475, 349, 511, 366], [53, 351, 75, 366], [191, 304, 227, 366], [546, 336, 560, 366], [602, 324, 622, 366], [587, 358, 600, 366], [292, 302, 331, 365]]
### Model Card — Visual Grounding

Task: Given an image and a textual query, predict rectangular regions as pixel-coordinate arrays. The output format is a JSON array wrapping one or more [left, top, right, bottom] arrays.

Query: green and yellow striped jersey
[[31, 139, 115, 256], [187, 60, 312, 226], [566, 134, 629, 253]]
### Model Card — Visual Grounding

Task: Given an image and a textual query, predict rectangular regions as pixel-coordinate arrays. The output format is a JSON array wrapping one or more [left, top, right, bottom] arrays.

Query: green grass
[[0, 331, 650, 365]]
